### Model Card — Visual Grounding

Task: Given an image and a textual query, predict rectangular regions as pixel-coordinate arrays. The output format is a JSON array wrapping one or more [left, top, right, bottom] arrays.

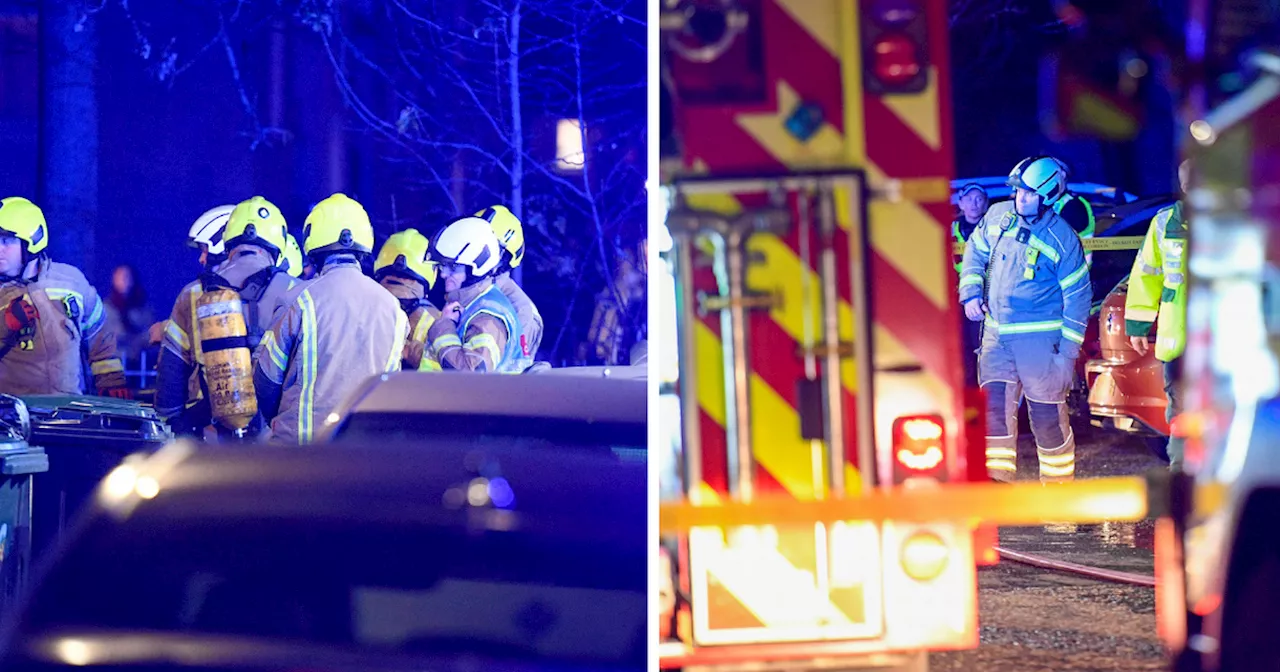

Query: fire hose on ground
[[994, 546, 1157, 587]]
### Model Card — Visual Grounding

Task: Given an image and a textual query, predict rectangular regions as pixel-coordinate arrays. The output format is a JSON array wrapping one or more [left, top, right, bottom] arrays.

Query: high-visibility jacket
[[1054, 193, 1096, 266], [1124, 202, 1186, 362], [958, 201, 1092, 357], [0, 258, 125, 394], [951, 216, 982, 273], [426, 281, 522, 373]]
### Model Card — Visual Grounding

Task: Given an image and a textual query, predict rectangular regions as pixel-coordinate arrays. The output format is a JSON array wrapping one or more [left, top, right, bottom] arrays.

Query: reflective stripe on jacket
[[958, 201, 1092, 350], [1124, 202, 1186, 362]]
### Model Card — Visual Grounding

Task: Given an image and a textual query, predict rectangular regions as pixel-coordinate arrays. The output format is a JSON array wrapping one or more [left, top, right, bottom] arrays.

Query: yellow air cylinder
[[195, 288, 257, 430]]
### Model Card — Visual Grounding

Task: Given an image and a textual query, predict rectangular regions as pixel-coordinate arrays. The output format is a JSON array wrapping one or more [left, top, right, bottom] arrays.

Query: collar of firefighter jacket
[[319, 254, 361, 275], [7, 257, 46, 283], [447, 277, 495, 307]]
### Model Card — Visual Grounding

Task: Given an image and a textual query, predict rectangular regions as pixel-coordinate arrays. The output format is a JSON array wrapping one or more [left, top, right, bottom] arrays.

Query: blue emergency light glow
[[872, 0, 920, 27], [785, 101, 825, 142], [489, 477, 515, 509]]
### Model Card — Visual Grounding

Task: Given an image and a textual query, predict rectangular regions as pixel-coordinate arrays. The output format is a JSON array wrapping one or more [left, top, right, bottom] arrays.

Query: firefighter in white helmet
[[959, 156, 1091, 484], [0, 197, 127, 396], [151, 204, 240, 432], [155, 197, 299, 437], [475, 205, 542, 371], [374, 229, 442, 371], [425, 215, 523, 373], [253, 193, 408, 444]]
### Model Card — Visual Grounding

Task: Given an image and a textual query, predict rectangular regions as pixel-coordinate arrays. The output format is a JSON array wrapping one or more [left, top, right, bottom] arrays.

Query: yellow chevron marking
[[737, 81, 846, 166], [692, 481, 722, 506], [881, 66, 942, 150], [866, 162, 948, 310], [774, 0, 839, 57], [752, 372, 818, 499], [746, 234, 821, 346], [837, 0, 867, 165], [695, 321, 728, 428]]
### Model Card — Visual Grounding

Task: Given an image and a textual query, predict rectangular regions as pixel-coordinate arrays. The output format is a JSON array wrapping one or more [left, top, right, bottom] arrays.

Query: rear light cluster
[[892, 414, 947, 484], [863, 1, 929, 95]]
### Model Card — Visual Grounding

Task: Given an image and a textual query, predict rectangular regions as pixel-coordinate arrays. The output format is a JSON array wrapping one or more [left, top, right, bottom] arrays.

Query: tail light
[[863, 1, 929, 95], [892, 414, 947, 484]]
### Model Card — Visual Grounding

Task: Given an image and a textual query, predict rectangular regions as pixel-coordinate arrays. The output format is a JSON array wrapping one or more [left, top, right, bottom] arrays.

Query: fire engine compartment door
[[671, 172, 882, 645]]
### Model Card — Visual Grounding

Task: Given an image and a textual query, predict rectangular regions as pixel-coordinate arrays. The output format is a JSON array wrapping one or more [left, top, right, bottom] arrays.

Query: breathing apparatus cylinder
[[195, 288, 257, 433]]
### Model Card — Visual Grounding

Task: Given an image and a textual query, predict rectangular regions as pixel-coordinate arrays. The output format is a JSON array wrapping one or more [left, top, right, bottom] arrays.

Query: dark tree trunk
[[38, 0, 97, 276]]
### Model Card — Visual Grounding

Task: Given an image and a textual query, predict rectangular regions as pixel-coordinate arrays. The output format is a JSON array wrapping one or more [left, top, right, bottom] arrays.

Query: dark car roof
[[1092, 193, 1177, 237], [325, 372, 645, 434], [81, 440, 646, 549]]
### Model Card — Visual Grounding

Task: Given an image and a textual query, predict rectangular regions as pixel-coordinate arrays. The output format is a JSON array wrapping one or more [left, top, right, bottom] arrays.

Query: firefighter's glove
[[441, 301, 462, 322], [962, 299, 986, 323], [3, 297, 37, 337], [99, 387, 133, 400]]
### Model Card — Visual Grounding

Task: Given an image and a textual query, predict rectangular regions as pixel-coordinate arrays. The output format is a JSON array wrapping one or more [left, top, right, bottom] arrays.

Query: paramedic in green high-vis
[[1125, 161, 1190, 471]]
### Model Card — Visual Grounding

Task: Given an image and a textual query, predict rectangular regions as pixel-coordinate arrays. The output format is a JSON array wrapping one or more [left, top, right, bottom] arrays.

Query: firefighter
[[279, 233, 304, 278], [253, 193, 408, 444], [155, 196, 299, 438], [959, 157, 1091, 483], [373, 229, 441, 371], [475, 205, 542, 370], [953, 183, 989, 386], [0, 197, 127, 397], [189, 204, 235, 270], [1125, 160, 1191, 471], [425, 216, 522, 373]]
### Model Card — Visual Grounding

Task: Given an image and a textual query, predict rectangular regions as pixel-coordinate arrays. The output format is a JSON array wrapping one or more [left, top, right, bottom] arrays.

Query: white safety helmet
[[430, 216, 502, 281], [1007, 156, 1069, 208], [188, 204, 235, 257]]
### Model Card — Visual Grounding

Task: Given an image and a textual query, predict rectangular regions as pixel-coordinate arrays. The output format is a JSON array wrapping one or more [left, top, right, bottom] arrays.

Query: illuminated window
[[556, 119, 586, 171]]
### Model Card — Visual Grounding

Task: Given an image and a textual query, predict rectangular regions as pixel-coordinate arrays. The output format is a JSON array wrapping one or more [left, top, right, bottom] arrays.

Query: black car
[[0, 439, 647, 672]]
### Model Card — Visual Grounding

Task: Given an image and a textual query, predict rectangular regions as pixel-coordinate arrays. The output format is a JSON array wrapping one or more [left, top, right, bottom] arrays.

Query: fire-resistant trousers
[[977, 329, 1077, 483]]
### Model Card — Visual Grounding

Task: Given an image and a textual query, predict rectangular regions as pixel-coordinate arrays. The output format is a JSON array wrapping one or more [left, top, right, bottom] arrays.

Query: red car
[[1077, 195, 1179, 460]]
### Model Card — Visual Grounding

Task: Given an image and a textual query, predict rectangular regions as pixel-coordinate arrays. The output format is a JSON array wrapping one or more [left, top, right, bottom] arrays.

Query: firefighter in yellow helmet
[[374, 229, 441, 371], [425, 215, 522, 373], [253, 193, 408, 444], [279, 233, 304, 278], [156, 196, 300, 438], [0, 197, 127, 396], [475, 205, 542, 371]]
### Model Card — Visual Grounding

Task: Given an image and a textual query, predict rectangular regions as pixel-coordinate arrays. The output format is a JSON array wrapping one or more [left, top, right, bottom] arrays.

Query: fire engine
[[656, 1, 992, 669]]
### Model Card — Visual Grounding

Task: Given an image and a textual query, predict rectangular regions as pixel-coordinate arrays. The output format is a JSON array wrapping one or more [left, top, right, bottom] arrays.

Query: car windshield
[[20, 518, 647, 669], [334, 413, 647, 464]]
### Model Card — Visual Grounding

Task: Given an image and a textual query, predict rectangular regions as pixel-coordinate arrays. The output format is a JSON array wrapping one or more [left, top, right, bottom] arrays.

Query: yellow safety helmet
[[374, 229, 437, 288], [303, 193, 374, 256], [225, 196, 288, 261], [475, 205, 524, 270], [0, 197, 49, 255], [279, 233, 303, 278]]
